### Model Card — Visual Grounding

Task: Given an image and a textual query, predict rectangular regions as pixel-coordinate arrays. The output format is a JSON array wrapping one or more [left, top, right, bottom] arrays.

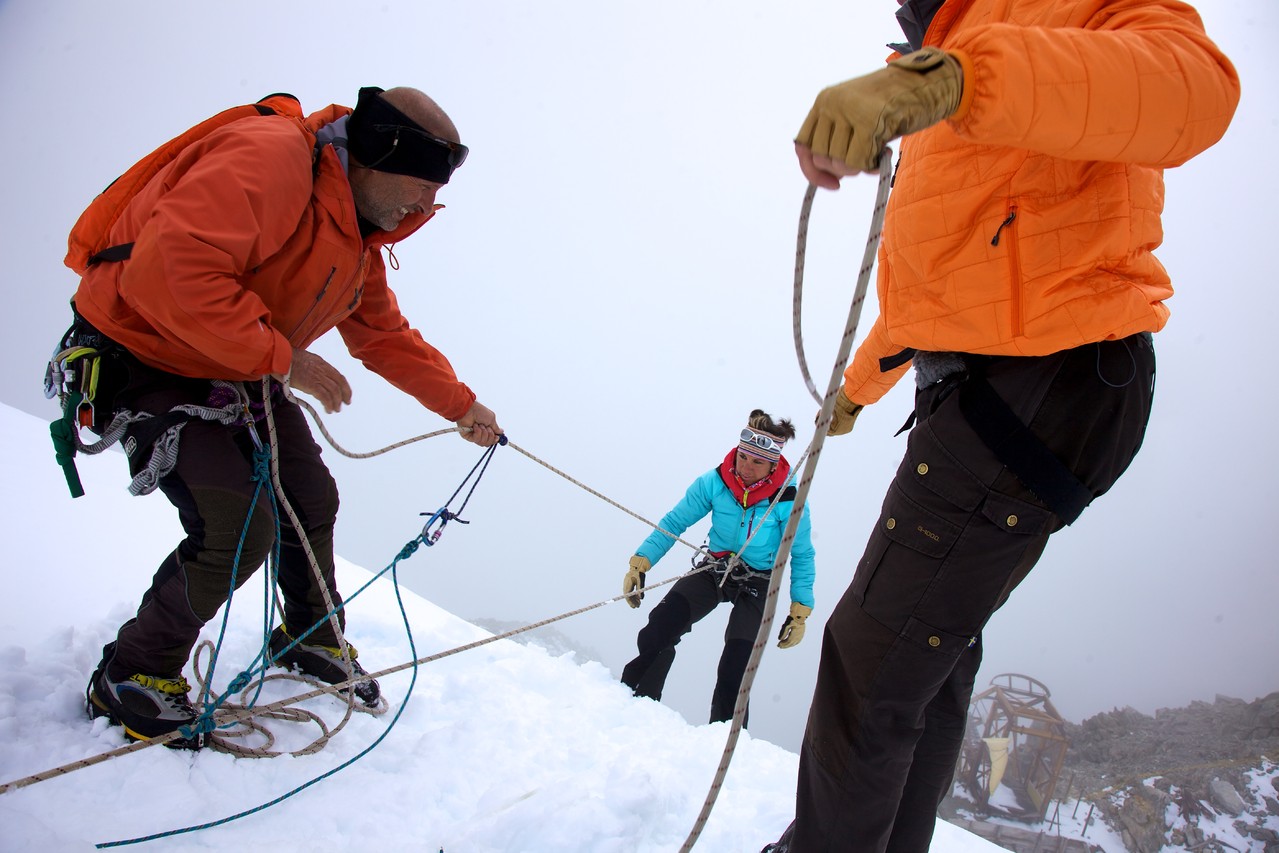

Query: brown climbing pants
[[791, 334, 1155, 852], [105, 365, 343, 681]]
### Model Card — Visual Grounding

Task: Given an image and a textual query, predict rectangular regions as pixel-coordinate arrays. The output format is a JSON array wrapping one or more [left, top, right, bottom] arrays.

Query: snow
[[0, 403, 1001, 852]]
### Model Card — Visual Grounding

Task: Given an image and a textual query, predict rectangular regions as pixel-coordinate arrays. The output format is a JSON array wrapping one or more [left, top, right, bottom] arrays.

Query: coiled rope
[[679, 150, 894, 852]]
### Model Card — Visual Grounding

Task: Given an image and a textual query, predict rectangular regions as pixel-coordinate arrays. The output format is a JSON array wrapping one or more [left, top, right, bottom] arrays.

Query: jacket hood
[[308, 103, 435, 247]]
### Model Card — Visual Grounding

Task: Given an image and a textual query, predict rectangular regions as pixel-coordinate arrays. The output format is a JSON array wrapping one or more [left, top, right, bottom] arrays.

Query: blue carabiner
[[419, 507, 453, 546]]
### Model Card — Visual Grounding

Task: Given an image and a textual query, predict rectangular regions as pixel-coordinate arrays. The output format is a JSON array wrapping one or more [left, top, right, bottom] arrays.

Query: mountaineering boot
[[268, 625, 381, 707], [86, 649, 204, 750]]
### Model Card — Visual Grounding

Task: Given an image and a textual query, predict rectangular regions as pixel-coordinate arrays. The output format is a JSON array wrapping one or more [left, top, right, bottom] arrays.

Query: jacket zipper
[[287, 266, 336, 340], [343, 253, 370, 313], [346, 280, 365, 312], [991, 207, 1023, 337], [738, 506, 755, 552]]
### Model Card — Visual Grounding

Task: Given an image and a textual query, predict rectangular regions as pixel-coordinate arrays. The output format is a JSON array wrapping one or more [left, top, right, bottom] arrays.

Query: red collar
[[717, 449, 791, 508]]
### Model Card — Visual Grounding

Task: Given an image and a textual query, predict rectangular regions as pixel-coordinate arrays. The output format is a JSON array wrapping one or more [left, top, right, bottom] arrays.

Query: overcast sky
[[1, 0, 1275, 754]]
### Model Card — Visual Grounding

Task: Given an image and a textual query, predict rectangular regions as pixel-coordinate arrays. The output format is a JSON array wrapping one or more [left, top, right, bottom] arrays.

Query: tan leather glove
[[623, 555, 651, 608], [777, 602, 813, 649], [796, 47, 963, 174], [827, 388, 863, 437]]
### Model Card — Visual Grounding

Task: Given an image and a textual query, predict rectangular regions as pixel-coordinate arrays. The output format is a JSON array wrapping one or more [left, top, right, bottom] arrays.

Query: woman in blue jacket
[[620, 409, 816, 724]]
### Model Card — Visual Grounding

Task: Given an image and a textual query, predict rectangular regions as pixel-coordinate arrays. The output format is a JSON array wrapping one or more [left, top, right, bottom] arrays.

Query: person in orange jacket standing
[[66, 86, 502, 748], [764, 2, 1239, 850]]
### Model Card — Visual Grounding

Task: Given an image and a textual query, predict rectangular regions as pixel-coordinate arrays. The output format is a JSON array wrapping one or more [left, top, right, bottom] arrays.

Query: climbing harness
[[704, 555, 771, 595], [43, 316, 292, 500], [680, 148, 895, 853]]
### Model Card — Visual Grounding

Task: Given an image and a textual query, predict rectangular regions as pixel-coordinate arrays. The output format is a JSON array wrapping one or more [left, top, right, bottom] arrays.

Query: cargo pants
[[103, 361, 344, 682], [621, 564, 771, 725], [791, 333, 1155, 852]]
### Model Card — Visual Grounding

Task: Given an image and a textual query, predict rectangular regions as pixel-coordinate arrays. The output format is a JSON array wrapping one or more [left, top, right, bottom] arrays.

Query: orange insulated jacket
[[71, 103, 476, 421], [842, 0, 1240, 406]]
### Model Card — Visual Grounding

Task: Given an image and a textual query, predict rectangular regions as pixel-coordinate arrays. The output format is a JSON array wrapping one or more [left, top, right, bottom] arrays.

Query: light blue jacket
[[635, 459, 816, 609]]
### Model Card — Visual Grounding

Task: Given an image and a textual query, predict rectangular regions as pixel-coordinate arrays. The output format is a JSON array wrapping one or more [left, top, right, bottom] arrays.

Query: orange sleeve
[[842, 312, 912, 407], [946, 1, 1239, 167], [336, 257, 477, 421]]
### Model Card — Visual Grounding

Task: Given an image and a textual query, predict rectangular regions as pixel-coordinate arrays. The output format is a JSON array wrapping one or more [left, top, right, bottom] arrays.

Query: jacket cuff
[[947, 47, 977, 124]]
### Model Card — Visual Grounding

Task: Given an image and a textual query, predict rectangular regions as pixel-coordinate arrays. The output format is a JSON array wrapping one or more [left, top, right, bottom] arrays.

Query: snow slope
[[0, 403, 999, 852]]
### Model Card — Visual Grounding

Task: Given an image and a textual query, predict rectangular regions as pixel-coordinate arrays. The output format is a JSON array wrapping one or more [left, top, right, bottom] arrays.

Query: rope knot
[[225, 670, 253, 694], [181, 713, 219, 738], [397, 539, 421, 561], [251, 446, 272, 483]]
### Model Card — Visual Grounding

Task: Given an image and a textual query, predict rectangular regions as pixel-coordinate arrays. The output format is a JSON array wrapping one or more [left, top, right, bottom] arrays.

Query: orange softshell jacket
[[70, 103, 475, 421], [842, 0, 1240, 406]]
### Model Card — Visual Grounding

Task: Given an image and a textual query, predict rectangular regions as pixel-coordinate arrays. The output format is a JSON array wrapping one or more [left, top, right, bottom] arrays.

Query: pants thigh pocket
[[853, 481, 962, 634], [852, 418, 985, 630], [876, 615, 973, 700]]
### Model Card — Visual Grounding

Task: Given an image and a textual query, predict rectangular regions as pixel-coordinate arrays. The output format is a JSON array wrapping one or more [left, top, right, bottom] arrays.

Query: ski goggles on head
[[739, 427, 785, 461], [366, 123, 468, 175], [348, 87, 469, 184]]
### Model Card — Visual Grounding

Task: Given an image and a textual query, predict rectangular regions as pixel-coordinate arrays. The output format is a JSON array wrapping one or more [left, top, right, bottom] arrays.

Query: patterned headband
[[738, 427, 784, 463]]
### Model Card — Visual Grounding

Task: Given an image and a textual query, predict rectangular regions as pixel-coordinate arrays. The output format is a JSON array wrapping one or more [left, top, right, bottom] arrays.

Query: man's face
[[351, 170, 443, 232]]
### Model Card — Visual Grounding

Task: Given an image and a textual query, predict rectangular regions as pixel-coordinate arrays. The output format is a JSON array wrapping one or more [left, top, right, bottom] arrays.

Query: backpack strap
[[770, 485, 798, 504], [87, 243, 134, 266]]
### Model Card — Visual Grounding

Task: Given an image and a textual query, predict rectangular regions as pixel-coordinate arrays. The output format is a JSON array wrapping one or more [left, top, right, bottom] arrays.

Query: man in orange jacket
[[765, 2, 1239, 850], [70, 86, 502, 748]]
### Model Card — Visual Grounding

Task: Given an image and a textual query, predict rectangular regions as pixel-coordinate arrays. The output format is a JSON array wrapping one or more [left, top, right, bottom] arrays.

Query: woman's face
[[735, 450, 776, 486]]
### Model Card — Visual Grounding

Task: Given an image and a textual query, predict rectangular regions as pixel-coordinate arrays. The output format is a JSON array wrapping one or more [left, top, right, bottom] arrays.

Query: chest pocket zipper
[[287, 266, 336, 340], [991, 207, 1023, 338]]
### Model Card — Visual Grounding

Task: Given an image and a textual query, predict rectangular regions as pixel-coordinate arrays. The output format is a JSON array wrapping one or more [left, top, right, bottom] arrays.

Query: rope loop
[[679, 150, 895, 853]]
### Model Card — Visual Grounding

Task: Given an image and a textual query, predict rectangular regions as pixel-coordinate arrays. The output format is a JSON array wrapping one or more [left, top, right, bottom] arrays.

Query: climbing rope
[[11, 157, 891, 846], [0, 529, 735, 798], [89, 409, 498, 845], [185, 384, 376, 758], [680, 149, 894, 852], [286, 392, 458, 459], [0, 399, 804, 805]]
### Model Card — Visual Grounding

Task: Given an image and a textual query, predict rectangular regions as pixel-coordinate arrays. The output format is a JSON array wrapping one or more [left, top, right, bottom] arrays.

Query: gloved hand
[[777, 602, 813, 649], [623, 555, 651, 608], [796, 47, 964, 175], [827, 388, 863, 437]]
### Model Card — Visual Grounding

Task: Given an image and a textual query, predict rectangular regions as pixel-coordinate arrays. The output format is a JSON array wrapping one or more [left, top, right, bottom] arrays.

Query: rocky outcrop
[[946, 691, 1279, 852]]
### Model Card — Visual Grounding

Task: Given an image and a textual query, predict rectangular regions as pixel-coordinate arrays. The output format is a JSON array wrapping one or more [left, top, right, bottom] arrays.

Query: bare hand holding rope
[[455, 400, 503, 446], [278, 347, 352, 413]]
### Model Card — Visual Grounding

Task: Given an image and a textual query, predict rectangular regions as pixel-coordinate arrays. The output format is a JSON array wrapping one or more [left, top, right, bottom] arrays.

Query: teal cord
[[95, 440, 502, 848], [188, 445, 281, 733], [96, 558, 421, 849]]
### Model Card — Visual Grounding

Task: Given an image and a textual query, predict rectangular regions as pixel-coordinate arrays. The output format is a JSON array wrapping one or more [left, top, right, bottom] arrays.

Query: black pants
[[621, 567, 770, 724], [792, 335, 1155, 852], [105, 363, 343, 681]]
